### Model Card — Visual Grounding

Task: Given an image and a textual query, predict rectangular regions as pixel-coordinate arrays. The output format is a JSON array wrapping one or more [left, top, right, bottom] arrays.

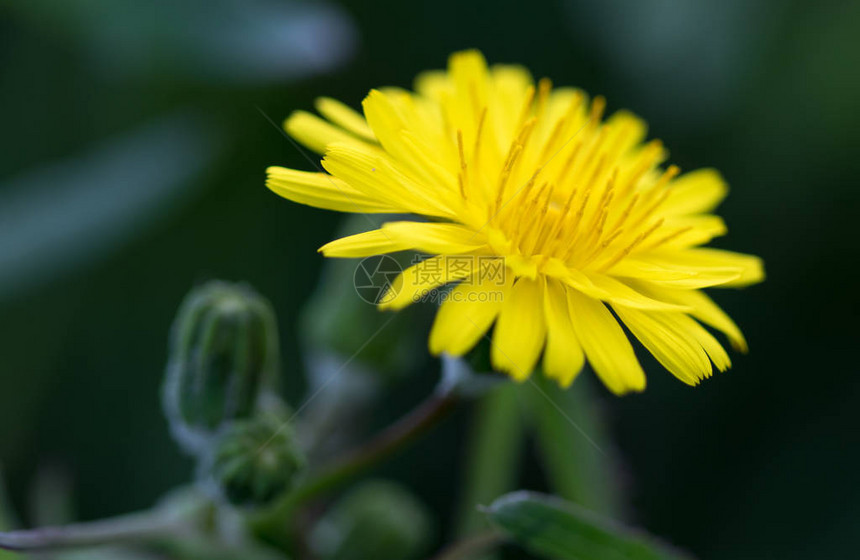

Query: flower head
[[267, 50, 764, 394]]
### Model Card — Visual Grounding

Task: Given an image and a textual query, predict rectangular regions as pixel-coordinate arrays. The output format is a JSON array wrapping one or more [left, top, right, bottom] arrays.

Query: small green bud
[[163, 281, 280, 453], [310, 480, 433, 560], [202, 413, 305, 508]]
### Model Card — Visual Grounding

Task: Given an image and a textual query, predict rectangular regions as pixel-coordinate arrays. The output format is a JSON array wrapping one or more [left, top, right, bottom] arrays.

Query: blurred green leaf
[[455, 381, 524, 543], [3, 0, 356, 85], [562, 0, 766, 131], [0, 112, 220, 300], [526, 375, 624, 517], [485, 492, 692, 560]]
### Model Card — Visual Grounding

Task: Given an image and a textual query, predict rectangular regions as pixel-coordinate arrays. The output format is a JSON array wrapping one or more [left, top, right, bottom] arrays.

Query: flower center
[[453, 86, 683, 274]]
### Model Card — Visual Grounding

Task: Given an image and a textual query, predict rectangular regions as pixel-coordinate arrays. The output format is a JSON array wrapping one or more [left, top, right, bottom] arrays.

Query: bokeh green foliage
[[0, 0, 858, 559], [309, 480, 432, 560], [300, 215, 433, 379]]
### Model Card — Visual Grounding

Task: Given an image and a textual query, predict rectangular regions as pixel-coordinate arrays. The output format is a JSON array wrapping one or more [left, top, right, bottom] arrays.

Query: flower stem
[[0, 510, 190, 552], [296, 391, 460, 501], [253, 390, 461, 537]]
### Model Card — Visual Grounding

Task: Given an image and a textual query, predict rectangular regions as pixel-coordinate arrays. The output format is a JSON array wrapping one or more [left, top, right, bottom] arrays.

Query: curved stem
[[0, 510, 190, 552], [295, 391, 460, 502], [253, 390, 461, 536]]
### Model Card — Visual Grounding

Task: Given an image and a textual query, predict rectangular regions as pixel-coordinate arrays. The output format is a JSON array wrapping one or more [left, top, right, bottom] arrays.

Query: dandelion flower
[[267, 50, 764, 394]]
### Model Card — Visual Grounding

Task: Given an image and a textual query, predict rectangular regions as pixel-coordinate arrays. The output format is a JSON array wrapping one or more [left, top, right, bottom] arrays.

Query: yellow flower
[[267, 50, 764, 394]]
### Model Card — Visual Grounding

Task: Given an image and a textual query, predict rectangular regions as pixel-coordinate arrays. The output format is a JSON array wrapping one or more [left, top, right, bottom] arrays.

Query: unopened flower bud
[[202, 413, 305, 508], [310, 480, 432, 560], [163, 281, 280, 453]]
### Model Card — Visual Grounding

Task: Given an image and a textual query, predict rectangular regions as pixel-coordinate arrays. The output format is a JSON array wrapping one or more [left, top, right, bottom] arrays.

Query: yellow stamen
[[599, 218, 664, 271]]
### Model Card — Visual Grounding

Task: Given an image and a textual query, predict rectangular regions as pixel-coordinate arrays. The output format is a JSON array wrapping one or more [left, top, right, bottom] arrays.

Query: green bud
[[201, 413, 305, 508], [163, 280, 280, 453], [310, 480, 433, 560]]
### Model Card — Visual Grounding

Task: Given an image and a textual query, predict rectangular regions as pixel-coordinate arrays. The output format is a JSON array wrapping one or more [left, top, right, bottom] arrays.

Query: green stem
[[429, 531, 504, 560], [455, 383, 524, 539], [253, 390, 461, 536], [0, 510, 190, 552]]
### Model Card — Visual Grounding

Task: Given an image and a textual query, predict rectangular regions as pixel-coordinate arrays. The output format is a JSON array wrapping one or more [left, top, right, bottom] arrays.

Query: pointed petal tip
[[377, 292, 412, 312], [282, 110, 304, 131], [427, 338, 443, 356], [489, 350, 531, 383], [605, 375, 647, 395]]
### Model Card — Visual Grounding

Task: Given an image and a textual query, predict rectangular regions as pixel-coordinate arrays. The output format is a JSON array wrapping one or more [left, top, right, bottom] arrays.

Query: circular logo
[[353, 255, 403, 305]]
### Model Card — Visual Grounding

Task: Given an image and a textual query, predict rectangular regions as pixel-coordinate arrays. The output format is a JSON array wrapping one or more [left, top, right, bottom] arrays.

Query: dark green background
[[1, 1, 857, 559]]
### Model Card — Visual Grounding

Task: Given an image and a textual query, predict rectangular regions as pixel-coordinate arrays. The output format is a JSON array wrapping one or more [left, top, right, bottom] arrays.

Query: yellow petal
[[506, 254, 539, 279], [381, 221, 489, 254], [323, 143, 456, 219], [379, 255, 473, 311], [449, 50, 489, 91], [414, 70, 451, 101], [398, 130, 459, 192], [604, 110, 648, 158], [688, 322, 732, 372], [362, 89, 456, 178], [658, 215, 727, 248], [266, 167, 394, 213], [322, 221, 491, 260], [550, 264, 688, 311], [663, 168, 728, 215], [428, 275, 510, 356], [613, 307, 713, 385], [628, 282, 748, 352], [284, 111, 375, 155], [491, 278, 546, 381], [686, 291, 747, 352], [530, 88, 587, 164], [314, 97, 376, 142], [566, 289, 645, 394], [318, 229, 412, 258], [579, 271, 690, 311], [542, 279, 585, 387], [489, 65, 534, 145], [608, 257, 744, 289], [637, 248, 765, 288]]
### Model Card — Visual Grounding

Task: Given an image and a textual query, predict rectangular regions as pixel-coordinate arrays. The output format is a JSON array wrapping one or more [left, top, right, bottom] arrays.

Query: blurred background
[[0, 0, 858, 558]]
